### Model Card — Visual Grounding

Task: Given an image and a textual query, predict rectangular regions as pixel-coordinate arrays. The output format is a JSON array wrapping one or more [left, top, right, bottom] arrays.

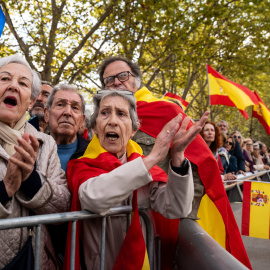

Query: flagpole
[[161, 91, 168, 99], [205, 63, 213, 121], [250, 106, 254, 137]]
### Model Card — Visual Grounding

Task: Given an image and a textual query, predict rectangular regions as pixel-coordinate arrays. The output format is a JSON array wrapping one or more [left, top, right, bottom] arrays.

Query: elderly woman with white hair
[[66, 90, 209, 270], [0, 55, 71, 269]]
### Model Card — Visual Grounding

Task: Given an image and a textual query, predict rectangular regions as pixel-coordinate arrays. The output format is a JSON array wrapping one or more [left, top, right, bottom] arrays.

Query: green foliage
[[0, 0, 270, 144]]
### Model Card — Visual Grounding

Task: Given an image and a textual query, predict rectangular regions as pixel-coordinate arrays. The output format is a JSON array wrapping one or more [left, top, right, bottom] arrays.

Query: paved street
[[231, 202, 270, 270]]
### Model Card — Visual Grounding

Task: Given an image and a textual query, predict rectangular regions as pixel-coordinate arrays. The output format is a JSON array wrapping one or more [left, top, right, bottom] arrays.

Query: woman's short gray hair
[[0, 55, 41, 99], [90, 90, 139, 132], [46, 84, 86, 114]]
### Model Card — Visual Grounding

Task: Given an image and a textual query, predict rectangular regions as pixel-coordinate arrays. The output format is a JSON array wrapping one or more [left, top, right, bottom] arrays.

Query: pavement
[[230, 202, 270, 270]]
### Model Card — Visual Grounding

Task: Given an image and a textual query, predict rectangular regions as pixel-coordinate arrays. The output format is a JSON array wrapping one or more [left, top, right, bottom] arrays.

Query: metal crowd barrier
[[224, 169, 270, 202], [176, 219, 249, 270], [0, 206, 155, 270]]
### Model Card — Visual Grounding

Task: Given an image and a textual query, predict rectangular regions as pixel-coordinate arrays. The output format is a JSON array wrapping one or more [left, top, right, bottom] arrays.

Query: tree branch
[[53, 2, 116, 84]]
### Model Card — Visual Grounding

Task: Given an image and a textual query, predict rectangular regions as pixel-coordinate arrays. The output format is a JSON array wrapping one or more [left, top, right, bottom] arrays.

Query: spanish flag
[[207, 64, 258, 119], [252, 91, 270, 135], [65, 135, 168, 270], [242, 181, 270, 239], [135, 87, 252, 269], [0, 6, 5, 37], [162, 91, 189, 111]]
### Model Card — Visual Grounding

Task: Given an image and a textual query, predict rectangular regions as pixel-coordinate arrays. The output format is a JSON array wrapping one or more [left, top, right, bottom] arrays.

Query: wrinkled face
[[29, 84, 53, 118], [103, 61, 139, 93], [94, 96, 136, 158], [246, 140, 253, 152], [202, 123, 215, 144], [218, 122, 228, 133], [45, 90, 84, 144], [0, 63, 32, 128], [225, 138, 233, 151]]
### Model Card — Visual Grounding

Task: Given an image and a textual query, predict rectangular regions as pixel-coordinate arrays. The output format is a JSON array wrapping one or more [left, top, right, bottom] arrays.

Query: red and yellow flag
[[242, 181, 270, 239], [65, 135, 167, 270], [162, 92, 189, 111], [135, 87, 252, 269], [207, 64, 258, 119], [252, 91, 270, 135]]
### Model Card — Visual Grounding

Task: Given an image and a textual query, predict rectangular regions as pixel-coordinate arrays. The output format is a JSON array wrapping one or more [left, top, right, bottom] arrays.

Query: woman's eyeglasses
[[226, 141, 233, 146], [233, 135, 241, 139]]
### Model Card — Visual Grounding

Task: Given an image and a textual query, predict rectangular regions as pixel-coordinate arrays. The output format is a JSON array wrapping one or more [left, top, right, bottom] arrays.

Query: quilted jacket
[[0, 122, 71, 269]]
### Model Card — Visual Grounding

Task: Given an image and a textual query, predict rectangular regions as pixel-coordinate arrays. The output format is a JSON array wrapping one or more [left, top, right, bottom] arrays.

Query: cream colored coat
[[0, 122, 71, 269], [78, 157, 194, 270]]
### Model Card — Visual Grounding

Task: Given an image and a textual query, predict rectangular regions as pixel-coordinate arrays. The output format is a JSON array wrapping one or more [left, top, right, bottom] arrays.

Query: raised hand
[[143, 111, 210, 171], [9, 133, 39, 181], [171, 111, 210, 167], [143, 114, 183, 171]]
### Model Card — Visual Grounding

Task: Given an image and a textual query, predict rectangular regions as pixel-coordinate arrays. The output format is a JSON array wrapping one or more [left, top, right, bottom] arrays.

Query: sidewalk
[[231, 202, 270, 270]]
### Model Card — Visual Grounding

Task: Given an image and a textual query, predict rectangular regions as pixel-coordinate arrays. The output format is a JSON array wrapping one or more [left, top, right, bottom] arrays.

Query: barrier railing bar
[[236, 183, 243, 200], [70, 221, 77, 270], [34, 224, 41, 270], [100, 217, 106, 270], [139, 210, 154, 269], [126, 213, 131, 232], [0, 206, 155, 269], [0, 206, 135, 230]]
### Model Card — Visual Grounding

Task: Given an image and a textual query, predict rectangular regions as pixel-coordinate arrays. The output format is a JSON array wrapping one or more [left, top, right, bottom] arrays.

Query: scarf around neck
[[0, 114, 27, 156]]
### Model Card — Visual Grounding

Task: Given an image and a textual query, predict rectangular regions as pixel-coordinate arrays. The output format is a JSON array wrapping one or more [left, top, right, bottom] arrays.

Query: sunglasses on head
[[96, 89, 134, 96], [233, 135, 241, 139], [226, 141, 233, 146]]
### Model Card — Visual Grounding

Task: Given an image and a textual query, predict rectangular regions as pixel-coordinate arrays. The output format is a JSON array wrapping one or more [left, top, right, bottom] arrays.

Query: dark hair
[[98, 56, 143, 89], [200, 121, 223, 153]]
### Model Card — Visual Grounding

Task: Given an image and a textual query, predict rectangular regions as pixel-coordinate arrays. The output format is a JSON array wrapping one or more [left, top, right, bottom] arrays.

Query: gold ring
[[167, 130, 170, 134]]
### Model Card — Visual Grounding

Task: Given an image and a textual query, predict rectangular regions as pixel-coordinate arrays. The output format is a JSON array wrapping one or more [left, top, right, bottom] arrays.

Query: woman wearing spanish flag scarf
[[65, 90, 208, 270]]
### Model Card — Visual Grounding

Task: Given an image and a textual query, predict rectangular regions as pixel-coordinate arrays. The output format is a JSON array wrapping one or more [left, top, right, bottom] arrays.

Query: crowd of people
[[0, 54, 265, 269], [199, 119, 270, 184]]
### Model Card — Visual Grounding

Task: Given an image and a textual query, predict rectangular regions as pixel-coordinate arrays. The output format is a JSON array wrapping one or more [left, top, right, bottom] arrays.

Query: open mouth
[[4, 96, 17, 106], [106, 132, 119, 141]]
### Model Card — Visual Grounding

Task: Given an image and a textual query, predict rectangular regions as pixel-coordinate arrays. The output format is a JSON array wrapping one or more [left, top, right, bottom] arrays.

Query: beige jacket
[[78, 157, 194, 270], [0, 122, 71, 269]]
